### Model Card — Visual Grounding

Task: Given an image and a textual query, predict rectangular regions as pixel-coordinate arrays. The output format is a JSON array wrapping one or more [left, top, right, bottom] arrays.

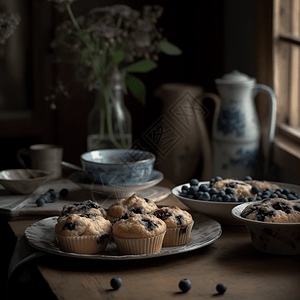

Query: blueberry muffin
[[149, 206, 194, 246], [59, 200, 107, 219], [55, 213, 112, 254], [112, 214, 167, 255], [212, 179, 255, 198], [241, 198, 300, 223], [107, 194, 158, 223]]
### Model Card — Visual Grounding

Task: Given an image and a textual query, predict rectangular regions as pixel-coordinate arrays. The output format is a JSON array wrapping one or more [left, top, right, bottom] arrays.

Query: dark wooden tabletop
[[6, 179, 300, 300]]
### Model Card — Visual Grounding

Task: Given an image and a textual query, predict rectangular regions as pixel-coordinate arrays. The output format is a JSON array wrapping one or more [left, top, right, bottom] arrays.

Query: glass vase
[[87, 72, 132, 151]]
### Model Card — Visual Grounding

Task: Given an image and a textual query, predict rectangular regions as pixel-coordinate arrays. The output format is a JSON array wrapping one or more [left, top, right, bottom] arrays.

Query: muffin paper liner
[[113, 231, 166, 255], [163, 221, 194, 247], [56, 234, 109, 255]]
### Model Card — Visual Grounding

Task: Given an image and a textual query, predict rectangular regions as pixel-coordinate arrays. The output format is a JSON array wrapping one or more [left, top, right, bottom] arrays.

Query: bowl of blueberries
[[172, 176, 300, 225]]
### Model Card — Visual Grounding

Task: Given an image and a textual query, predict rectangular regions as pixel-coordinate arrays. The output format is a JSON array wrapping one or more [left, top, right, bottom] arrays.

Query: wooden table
[[5, 179, 300, 300]]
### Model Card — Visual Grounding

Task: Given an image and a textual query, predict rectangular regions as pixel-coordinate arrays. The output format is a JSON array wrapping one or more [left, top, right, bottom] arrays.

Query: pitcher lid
[[215, 70, 255, 85]]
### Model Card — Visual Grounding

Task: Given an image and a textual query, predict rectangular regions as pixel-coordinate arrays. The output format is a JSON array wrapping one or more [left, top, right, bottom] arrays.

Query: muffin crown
[[150, 206, 193, 228], [241, 198, 300, 223], [55, 213, 111, 237], [59, 199, 107, 219], [112, 214, 166, 239], [108, 194, 158, 221]]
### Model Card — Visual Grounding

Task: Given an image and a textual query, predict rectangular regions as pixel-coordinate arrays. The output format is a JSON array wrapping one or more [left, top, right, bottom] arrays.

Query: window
[[256, 0, 300, 177]]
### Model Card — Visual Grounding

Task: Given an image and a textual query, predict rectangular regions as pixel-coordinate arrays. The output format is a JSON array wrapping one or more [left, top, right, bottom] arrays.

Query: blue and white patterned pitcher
[[212, 70, 276, 179]]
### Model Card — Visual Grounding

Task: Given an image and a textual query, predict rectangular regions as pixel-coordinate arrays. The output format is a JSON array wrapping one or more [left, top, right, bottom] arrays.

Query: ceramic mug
[[17, 144, 63, 179]]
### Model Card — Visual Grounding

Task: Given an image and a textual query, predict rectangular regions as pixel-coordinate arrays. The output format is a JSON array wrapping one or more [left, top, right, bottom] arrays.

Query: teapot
[[212, 70, 276, 179]]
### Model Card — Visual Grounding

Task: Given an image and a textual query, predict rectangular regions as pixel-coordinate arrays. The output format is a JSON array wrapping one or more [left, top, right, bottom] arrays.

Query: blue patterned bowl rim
[[80, 149, 156, 166]]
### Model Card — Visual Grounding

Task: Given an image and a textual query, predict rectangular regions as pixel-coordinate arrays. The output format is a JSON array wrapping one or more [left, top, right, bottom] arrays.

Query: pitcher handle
[[16, 148, 30, 169], [254, 84, 277, 177], [197, 92, 222, 180]]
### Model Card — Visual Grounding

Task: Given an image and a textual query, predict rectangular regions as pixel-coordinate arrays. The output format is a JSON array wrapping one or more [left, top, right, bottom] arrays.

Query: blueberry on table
[[60, 188, 69, 198], [47, 190, 59, 202], [110, 277, 122, 290], [36, 197, 45, 207], [214, 176, 223, 182], [179, 279, 192, 292], [216, 283, 227, 294]]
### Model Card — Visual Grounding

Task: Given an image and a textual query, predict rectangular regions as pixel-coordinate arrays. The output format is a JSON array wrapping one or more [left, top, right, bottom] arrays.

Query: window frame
[[256, 0, 300, 178]]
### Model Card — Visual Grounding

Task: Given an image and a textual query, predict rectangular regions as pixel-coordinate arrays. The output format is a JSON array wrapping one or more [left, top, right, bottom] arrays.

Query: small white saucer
[[69, 170, 164, 199]]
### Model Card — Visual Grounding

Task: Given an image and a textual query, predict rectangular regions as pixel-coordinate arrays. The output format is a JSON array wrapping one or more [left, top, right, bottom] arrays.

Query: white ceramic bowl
[[0, 169, 51, 195], [231, 202, 300, 255], [172, 181, 300, 226]]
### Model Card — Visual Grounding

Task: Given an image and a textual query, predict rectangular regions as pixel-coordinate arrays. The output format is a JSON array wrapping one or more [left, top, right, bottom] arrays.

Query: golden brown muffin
[[107, 194, 158, 222], [112, 214, 166, 254], [241, 198, 300, 223], [55, 213, 112, 254], [149, 206, 194, 246]]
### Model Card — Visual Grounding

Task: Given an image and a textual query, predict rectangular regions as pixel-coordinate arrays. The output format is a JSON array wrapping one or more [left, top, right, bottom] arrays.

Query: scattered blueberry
[[36, 197, 45, 207], [179, 279, 192, 292], [189, 178, 199, 186], [60, 188, 69, 198], [110, 277, 122, 290], [216, 283, 227, 294], [248, 197, 255, 202], [241, 197, 248, 202], [243, 175, 253, 181], [48, 190, 59, 202]]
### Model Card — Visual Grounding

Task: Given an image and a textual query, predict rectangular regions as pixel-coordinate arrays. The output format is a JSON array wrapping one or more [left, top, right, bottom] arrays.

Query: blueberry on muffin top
[[149, 206, 193, 228], [112, 214, 166, 239], [241, 198, 300, 223], [107, 194, 158, 222], [59, 200, 107, 219], [55, 213, 112, 237]]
